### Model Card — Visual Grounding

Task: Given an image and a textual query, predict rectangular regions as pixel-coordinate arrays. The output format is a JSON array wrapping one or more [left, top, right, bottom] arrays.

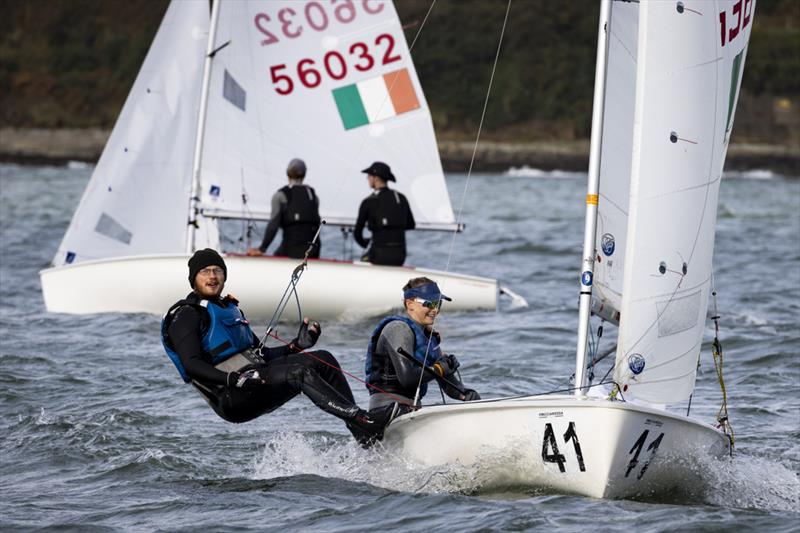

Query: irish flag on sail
[[332, 68, 420, 130]]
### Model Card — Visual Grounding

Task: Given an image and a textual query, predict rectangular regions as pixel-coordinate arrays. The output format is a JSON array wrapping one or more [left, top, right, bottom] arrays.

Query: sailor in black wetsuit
[[247, 158, 321, 259], [365, 277, 480, 420], [162, 248, 386, 444], [354, 162, 415, 266]]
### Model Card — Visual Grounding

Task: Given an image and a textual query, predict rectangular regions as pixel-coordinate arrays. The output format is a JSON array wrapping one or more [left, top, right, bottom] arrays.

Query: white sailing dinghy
[[383, 0, 754, 499], [40, 0, 508, 319]]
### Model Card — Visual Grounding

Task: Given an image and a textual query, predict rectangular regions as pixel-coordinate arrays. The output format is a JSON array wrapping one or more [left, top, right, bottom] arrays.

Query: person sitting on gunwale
[[365, 277, 481, 421]]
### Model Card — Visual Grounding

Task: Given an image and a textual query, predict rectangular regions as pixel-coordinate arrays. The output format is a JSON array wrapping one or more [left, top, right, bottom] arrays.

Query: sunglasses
[[413, 297, 442, 310]]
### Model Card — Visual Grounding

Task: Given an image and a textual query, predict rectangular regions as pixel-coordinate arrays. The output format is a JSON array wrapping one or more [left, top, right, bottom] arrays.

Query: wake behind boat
[[39, 0, 516, 318], [383, 0, 753, 500]]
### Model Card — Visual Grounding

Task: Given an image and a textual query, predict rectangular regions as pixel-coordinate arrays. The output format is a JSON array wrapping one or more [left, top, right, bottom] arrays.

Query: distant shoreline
[[1, 127, 797, 176]]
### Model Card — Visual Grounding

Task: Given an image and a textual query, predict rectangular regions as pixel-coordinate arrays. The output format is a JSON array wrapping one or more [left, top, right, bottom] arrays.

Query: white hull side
[[39, 254, 498, 319], [382, 396, 729, 499]]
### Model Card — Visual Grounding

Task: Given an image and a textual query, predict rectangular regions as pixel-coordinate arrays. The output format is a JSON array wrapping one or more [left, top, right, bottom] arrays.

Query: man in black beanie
[[161, 248, 388, 445]]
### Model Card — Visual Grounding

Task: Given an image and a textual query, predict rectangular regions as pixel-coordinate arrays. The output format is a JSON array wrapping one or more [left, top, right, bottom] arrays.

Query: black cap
[[188, 248, 227, 288], [286, 158, 306, 179], [361, 161, 396, 182]]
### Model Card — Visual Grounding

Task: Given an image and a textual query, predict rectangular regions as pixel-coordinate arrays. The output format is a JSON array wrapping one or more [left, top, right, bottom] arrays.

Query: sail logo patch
[[628, 353, 646, 375], [601, 233, 615, 256], [332, 68, 420, 130]]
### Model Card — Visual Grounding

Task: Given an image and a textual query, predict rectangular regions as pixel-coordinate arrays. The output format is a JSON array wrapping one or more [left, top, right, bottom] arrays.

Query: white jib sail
[[195, 0, 455, 230], [52, 1, 213, 267], [614, 0, 755, 404], [593, 0, 639, 323]]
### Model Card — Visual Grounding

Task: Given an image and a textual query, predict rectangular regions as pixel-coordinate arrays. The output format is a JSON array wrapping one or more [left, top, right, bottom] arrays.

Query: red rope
[[267, 331, 417, 408]]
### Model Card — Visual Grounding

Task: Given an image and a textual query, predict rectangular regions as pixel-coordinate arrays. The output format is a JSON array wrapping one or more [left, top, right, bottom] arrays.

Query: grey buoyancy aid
[[161, 297, 255, 383], [364, 316, 442, 397]]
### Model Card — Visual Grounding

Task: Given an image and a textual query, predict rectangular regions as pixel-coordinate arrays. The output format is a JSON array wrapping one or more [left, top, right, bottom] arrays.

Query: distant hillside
[[1, 0, 797, 146]]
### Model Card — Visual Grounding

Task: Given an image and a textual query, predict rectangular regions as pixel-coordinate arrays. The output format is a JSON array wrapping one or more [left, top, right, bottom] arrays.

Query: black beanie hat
[[188, 248, 227, 288]]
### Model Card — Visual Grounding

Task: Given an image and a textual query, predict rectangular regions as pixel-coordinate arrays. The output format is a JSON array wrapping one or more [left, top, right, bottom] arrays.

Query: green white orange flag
[[332, 68, 420, 130]]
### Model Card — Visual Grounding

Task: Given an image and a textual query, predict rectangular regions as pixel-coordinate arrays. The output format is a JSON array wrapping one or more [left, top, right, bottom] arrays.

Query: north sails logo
[[601, 233, 615, 256], [628, 353, 646, 375]]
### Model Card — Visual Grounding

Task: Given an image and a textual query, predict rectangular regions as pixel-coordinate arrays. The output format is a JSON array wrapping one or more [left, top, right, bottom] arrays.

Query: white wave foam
[[702, 453, 800, 511], [251, 431, 486, 494], [723, 169, 776, 180], [136, 448, 166, 463], [66, 160, 93, 170], [504, 166, 585, 179]]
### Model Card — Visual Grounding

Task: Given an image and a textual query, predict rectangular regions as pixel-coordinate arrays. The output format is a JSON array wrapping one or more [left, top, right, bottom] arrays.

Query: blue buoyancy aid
[[364, 316, 442, 397], [161, 298, 255, 383]]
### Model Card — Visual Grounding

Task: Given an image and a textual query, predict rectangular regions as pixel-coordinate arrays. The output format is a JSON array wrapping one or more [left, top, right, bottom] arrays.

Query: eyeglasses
[[197, 267, 224, 277], [413, 297, 442, 310]]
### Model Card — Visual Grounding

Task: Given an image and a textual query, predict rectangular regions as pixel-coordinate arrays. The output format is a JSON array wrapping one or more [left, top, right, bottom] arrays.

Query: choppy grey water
[[1, 162, 798, 532]]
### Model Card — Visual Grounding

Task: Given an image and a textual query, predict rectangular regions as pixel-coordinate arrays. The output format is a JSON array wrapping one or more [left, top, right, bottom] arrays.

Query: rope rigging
[[257, 223, 325, 350], [710, 280, 734, 452], [412, 0, 513, 406]]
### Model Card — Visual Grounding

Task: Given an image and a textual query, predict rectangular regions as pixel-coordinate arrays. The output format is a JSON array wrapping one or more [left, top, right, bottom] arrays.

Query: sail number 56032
[[268, 34, 400, 95]]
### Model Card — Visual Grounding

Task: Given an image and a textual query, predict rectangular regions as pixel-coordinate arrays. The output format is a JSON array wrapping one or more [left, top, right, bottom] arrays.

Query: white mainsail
[[52, 0, 457, 269], [613, 0, 754, 403], [197, 0, 456, 230], [51, 1, 215, 267]]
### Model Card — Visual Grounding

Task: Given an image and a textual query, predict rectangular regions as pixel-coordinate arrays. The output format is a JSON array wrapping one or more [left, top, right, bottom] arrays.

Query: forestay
[[197, 0, 456, 230], [613, 0, 754, 404], [51, 2, 216, 267]]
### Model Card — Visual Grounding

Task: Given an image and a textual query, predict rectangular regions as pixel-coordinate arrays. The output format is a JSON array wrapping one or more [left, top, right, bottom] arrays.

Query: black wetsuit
[[354, 188, 415, 266], [164, 293, 361, 425], [258, 184, 321, 259]]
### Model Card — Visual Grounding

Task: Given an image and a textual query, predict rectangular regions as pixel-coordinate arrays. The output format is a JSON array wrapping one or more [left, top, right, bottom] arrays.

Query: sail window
[[223, 70, 246, 112], [656, 290, 701, 337], [95, 213, 132, 245]]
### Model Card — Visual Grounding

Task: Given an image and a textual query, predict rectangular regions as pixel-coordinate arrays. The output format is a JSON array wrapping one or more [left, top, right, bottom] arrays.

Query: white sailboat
[[40, 0, 509, 319], [383, 0, 755, 499]]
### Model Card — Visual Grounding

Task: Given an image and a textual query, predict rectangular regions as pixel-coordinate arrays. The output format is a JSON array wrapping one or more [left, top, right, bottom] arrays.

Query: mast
[[185, 0, 221, 254], [574, 0, 612, 396]]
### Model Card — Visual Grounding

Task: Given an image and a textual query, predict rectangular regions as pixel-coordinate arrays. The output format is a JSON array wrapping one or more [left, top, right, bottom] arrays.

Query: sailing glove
[[433, 355, 457, 377], [462, 389, 481, 401], [227, 368, 265, 390], [444, 353, 460, 372], [291, 318, 321, 351]]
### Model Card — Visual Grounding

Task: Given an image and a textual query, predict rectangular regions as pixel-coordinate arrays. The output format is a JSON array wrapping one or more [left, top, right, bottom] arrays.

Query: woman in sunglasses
[[364, 277, 481, 419]]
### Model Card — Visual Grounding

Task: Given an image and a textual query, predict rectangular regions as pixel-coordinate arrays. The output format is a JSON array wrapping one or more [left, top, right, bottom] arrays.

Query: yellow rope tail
[[713, 337, 734, 449]]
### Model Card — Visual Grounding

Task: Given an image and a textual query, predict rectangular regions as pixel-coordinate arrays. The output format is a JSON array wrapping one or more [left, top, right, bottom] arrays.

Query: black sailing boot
[[346, 405, 398, 448]]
